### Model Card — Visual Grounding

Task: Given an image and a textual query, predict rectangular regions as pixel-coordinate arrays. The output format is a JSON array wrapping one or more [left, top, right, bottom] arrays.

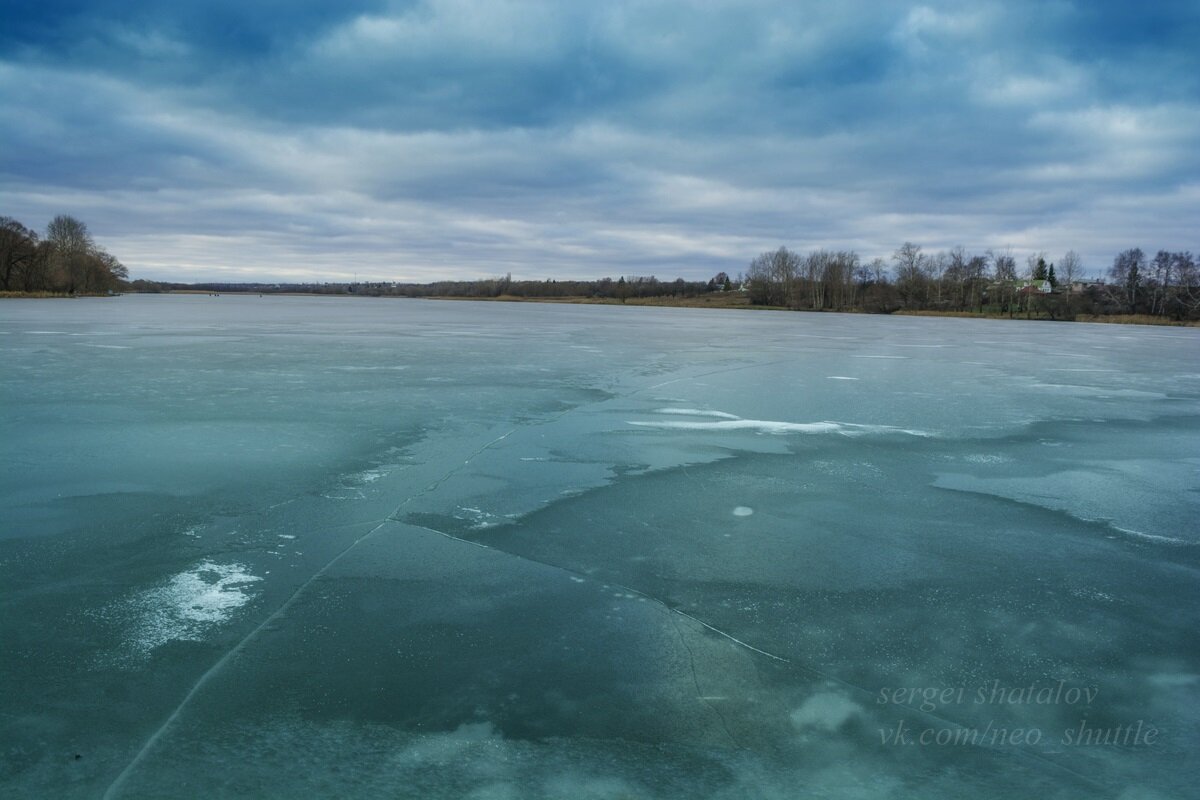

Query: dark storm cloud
[[2, 1, 1198, 281]]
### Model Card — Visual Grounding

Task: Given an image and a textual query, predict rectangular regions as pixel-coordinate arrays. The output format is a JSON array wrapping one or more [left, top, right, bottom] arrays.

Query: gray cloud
[[2, 1, 1198, 282]]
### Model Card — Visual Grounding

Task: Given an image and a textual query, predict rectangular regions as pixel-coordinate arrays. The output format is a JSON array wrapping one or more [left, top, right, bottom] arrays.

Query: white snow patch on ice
[[1111, 526, 1187, 546], [631, 419, 844, 434], [963, 454, 1012, 464], [455, 506, 506, 530], [629, 418, 931, 437], [106, 560, 261, 661], [790, 691, 863, 732], [733, 506, 754, 517], [355, 468, 388, 483]]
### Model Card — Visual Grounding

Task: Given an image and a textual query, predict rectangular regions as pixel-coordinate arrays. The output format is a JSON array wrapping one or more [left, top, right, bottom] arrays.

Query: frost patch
[[963, 454, 1012, 464], [392, 722, 504, 768], [455, 506, 506, 530], [102, 560, 261, 662], [630, 416, 930, 437], [790, 691, 862, 732], [356, 469, 388, 483]]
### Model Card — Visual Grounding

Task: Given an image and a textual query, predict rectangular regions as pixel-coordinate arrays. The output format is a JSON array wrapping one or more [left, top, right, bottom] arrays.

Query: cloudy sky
[[3, 1, 1198, 282]]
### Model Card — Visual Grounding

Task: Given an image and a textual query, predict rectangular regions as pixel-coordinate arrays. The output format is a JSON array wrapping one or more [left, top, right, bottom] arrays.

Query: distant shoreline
[[5, 289, 1197, 326], [438, 295, 1199, 325], [0, 290, 118, 299]]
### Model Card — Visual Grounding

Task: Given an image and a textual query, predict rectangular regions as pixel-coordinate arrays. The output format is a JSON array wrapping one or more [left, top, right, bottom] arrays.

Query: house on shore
[[1016, 279, 1053, 295]]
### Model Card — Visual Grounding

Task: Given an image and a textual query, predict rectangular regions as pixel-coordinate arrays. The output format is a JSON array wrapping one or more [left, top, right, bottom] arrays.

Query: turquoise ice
[[2, 295, 1197, 798]]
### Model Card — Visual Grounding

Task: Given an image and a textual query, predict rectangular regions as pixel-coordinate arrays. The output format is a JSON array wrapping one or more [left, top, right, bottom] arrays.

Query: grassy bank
[[0, 290, 113, 299], [435, 295, 1200, 325], [1072, 313, 1200, 327], [895, 308, 1199, 326]]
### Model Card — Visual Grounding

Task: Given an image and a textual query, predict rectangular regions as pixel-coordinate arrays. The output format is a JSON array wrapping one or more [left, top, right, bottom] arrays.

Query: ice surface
[[1, 296, 1198, 798]]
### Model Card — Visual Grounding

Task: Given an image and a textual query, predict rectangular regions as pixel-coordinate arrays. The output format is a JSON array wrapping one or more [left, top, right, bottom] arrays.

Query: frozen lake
[[2, 294, 1198, 798]]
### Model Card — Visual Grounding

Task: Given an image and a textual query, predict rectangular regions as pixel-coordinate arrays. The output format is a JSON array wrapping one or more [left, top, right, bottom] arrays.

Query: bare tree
[[925, 250, 948, 305], [1107, 248, 1145, 313], [1146, 251, 1173, 316], [1171, 252, 1200, 317], [988, 248, 1017, 281], [96, 251, 129, 289], [1059, 250, 1082, 289], [46, 215, 93, 255], [45, 215, 96, 294], [943, 247, 987, 310], [747, 247, 801, 306], [832, 250, 859, 309], [802, 250, 826, 309], [892, 242, 928, 307], [892, 242, 923, 279], [0, 217, 39, 291]]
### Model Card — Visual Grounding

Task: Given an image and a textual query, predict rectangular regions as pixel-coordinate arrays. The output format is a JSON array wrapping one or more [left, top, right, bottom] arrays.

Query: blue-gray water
[[2, 295, 1197, 799]]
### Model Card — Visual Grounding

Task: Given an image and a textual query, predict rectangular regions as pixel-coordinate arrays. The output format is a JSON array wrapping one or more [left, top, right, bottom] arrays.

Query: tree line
[[7, 212, 1196, 322], [1, 215, 128, 295], [140, 243, 1200, 322], [745, 244, 1200, 320], [141, 273, 731, 301]]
